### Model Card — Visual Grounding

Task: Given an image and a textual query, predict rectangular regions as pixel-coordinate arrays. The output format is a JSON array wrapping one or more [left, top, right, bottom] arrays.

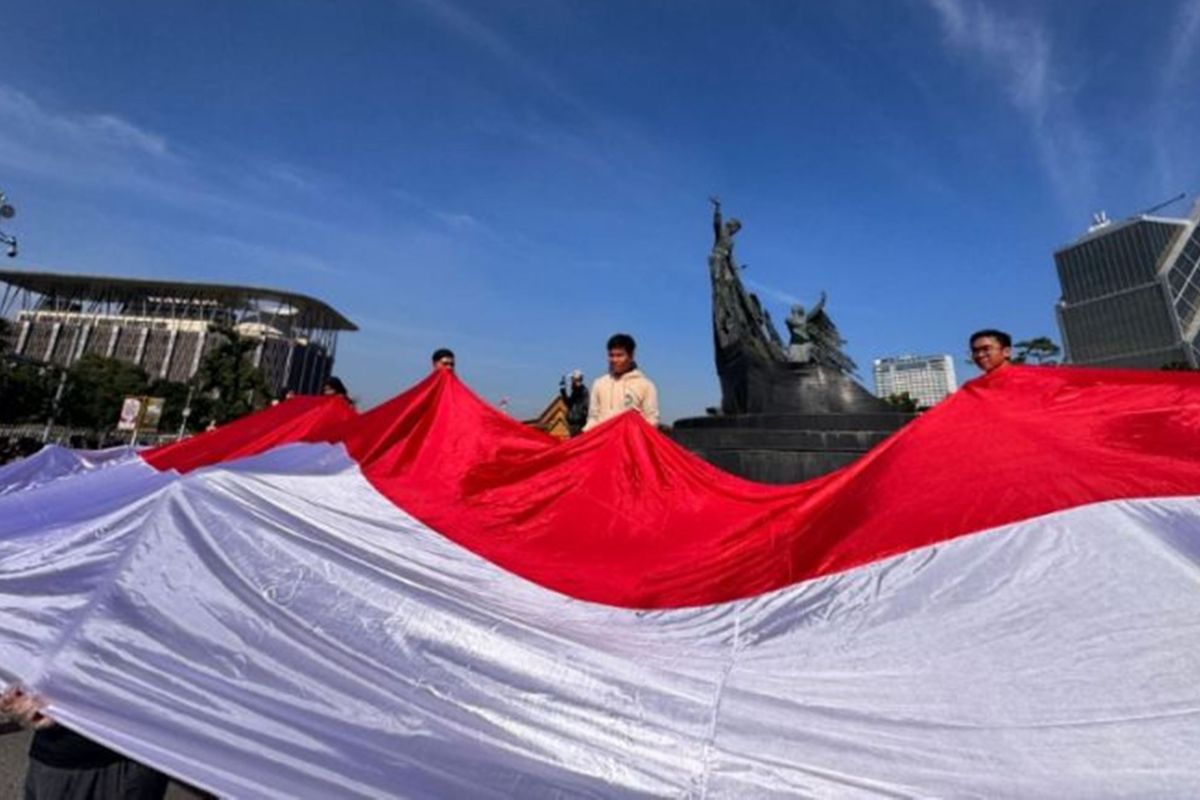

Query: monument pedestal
[[671, 411, 910, 484]]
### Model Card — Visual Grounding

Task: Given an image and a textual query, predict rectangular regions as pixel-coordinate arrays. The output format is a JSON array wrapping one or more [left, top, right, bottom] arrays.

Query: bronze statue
[[709, 196, 742, 275], [673, 197, 911, 484], [701, 197, 877, 414], [786, 303, 813, 363], [785, 293, 857, 374]]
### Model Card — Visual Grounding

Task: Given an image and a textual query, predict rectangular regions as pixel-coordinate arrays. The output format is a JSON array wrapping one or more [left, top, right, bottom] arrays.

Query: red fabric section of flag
[[141, 396, 356, 474], [342, 366, 1200, 609]]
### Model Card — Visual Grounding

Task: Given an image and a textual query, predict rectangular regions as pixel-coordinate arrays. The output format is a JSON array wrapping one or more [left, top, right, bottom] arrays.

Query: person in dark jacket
[[559, 369, 589, 437]]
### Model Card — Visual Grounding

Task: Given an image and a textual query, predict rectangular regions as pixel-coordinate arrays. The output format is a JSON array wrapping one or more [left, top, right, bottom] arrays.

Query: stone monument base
[[671, 411, 911, 484]]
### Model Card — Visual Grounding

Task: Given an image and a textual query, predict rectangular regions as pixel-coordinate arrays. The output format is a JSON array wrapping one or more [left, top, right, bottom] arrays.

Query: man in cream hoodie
[[583, 333, 660, 431]]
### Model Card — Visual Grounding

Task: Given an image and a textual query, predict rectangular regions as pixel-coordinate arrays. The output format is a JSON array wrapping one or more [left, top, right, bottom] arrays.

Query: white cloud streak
[[1153, 0, 1200, 195], [1165, 0, 1200, 85], [744, 278, 801, 308], [0, 85, 173, 178], [403, 0, 583, 113], [401, 0, 665, 187], [926, 0, 1096, 218], [0, 86, 329, 219], [928, 0, 1051, 119], [204, 234, 343, 277]]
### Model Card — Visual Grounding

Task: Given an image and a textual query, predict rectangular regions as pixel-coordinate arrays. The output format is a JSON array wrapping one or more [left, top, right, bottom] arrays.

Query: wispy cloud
[[391, 187, 545, 257], [432, 210, 485, 232], [928, 0, 1051, 117], [1152, 0, 1200, 195], [744, 278, 801, 307], [1165, 0, 1200, 85], [83, 113, 170, 157], [250, 161, 321, 194], [926, 0, 1096, 217], [393, 188, 489, 234], [402, 0, 665, 186], [0, 83, 351, 235], [0, 85, 174, 178], [404, 0, 581, 112], [204, 234, 343, 277]]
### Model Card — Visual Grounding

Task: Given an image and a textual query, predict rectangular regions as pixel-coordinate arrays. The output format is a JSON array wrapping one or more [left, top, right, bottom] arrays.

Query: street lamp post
[[41, 367, 68, 444], [178, 383, 195, 440]]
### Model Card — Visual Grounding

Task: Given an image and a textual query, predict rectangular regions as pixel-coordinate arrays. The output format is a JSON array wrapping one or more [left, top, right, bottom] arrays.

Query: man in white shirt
[[584, 333, 660, 431]]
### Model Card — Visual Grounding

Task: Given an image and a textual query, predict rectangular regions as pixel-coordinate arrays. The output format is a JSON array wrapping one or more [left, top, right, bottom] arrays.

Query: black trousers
[[23, 759, 168, 800]]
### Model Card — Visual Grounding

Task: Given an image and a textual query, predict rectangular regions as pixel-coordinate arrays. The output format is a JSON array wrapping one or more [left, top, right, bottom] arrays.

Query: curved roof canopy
[[0, 269, 357, 331]]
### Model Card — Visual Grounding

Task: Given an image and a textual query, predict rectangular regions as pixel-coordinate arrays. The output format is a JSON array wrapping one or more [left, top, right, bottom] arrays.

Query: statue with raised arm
[[709, 196, 742, 275], [786, 291, 857, 373]]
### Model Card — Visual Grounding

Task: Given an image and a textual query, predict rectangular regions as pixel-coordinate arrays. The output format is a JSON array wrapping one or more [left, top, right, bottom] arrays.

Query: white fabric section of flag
[[0, 444, 139, 495], [0, 443, 1197, 797], [0, 457, 163, 539]]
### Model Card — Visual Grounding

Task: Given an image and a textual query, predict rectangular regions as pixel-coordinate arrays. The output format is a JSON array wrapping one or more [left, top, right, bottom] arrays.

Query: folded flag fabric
[[0, 367, 1197, 797], [141, 394, 357, 475], [0, 444, 137, 496]]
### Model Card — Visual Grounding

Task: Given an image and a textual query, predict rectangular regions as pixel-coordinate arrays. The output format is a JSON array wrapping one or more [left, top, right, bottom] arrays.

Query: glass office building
[[1055, 203, 1200, 368]]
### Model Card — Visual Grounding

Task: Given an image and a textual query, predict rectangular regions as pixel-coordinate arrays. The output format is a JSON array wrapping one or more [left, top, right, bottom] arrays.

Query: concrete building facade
[[873, 353, 957, 409], [1, 271, 356, 396]]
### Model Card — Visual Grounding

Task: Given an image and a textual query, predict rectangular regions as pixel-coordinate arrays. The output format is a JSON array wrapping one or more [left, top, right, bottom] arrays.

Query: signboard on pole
[[117, 397, 143, 431], [141, 397, 166, 432], [117, 396, 167, 434]]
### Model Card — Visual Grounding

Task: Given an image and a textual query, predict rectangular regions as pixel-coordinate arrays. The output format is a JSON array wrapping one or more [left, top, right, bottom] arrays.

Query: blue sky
[[2, 0, 1198, 420]]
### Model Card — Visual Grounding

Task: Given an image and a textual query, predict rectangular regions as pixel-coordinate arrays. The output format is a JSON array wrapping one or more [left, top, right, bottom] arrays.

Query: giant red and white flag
[[0, 366, 1197, 797]]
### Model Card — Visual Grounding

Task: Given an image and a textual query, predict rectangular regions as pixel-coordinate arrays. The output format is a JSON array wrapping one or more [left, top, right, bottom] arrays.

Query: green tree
[[0, 360, 56, 423], [883, 391, 920, 413], [198, 326, 270, 424], [59, 355, 149, 430], [1012, 336, 1061, 365], [147, 378, 215, 435]]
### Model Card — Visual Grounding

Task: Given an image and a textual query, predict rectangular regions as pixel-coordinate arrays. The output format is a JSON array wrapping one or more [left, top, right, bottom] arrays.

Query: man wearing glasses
[[970, 329, 1013, 374]]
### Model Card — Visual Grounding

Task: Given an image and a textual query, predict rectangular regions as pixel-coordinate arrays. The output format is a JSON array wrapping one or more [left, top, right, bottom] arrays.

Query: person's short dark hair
[[606, 333, 636, 355], [431, 348, 455, 364], [969, 329, 1012, 348], [322, 376, 349, 397]]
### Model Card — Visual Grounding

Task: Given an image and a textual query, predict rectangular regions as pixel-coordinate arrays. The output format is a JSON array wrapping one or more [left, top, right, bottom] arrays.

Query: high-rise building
[[1054, 201, 1200, 368], [0, 270, 356, 395], [873, 354, 957, 409]]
